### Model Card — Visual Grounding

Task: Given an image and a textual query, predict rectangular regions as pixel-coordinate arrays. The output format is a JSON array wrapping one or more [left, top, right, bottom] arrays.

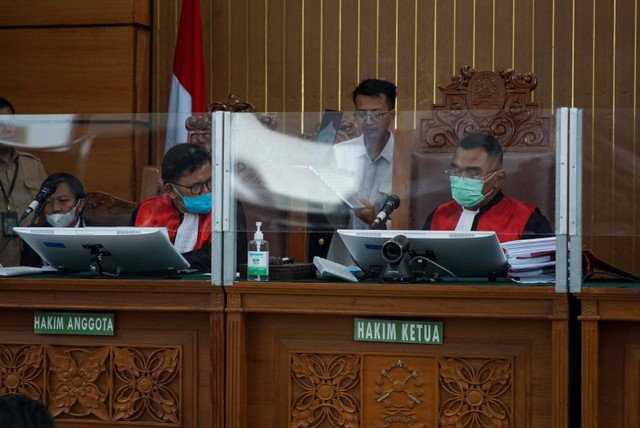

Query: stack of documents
[[501, 237, 556, 284]]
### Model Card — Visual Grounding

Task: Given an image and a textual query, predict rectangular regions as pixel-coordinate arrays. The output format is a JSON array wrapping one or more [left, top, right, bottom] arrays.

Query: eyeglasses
[[171, 178, 212, 195], [353, 111, 390, 123], [445, 169, 498, 180]]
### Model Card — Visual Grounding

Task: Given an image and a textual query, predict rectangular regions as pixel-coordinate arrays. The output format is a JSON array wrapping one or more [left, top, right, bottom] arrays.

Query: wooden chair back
[[407, 66, 555, 229], [83, 191, 137, 226]]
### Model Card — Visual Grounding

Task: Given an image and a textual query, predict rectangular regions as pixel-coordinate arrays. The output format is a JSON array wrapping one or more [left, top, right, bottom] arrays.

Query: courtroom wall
[[153, 0, 639, 274], [0, 1, 636, 273], [0, 0, 150, 200]]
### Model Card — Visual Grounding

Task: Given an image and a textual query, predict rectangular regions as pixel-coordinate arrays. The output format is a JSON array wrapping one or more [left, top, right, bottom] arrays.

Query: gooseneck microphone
[[370, 194, 400, 229], [19, 181, 56, 223]]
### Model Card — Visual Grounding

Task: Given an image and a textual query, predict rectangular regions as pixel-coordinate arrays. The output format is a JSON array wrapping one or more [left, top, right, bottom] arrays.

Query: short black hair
[[352, 79, 397, 109], [458, 133, 504, 167], [0, 97, 15, 114], [0, 394, 56, 428], [162, 143, 211, 184], [44, 172, 85, 200]]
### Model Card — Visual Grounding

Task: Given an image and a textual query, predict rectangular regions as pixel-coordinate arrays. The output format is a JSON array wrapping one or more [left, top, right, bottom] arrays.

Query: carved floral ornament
[[290, 353, 360, 427], [0, 344, 182, 424], [439, 357, 513, 428], [0, 345, 44, 398], [422, 66, 552, 152]]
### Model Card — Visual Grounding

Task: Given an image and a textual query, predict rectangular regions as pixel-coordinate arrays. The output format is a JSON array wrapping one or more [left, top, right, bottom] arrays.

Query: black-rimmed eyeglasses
[[353, 111, 390, 123], [171, 179, 212, 195]]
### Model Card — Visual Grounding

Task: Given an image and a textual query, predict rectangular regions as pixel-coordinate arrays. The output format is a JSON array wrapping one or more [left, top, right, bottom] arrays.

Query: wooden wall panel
[[265, 0, 285, 112], [0, 1, 150, 201], [340, 0, 360, 111], [395, 0, 416, 129], [511, 0, 531, 73], [0, 0, 149, 26], [321, 0, 341, 113], [415, 1, 434, 111], [454, 0, 475, 71], [150, 0, 639, 274], [0, 27, 141, 114]]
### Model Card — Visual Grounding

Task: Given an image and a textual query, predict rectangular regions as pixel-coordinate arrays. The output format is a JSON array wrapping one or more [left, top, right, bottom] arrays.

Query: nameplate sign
[[34, 312, 114, 336], [354, 318, 442, 345]]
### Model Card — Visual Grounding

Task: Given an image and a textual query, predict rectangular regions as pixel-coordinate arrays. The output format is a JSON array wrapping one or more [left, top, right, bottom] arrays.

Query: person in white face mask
[[20, 172, 91, 266], [422, 134, 552, 243], [40, 172, 88, 228]]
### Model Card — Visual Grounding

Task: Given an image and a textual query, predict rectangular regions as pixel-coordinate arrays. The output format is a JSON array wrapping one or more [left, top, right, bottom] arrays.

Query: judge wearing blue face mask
[[422, 133, 552, 243], [134, 143, 213, 271]]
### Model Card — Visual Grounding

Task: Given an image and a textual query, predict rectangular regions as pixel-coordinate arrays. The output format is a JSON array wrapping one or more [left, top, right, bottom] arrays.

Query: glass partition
[[0, 109, 592, 288], [0, 112, 203, 276], [576, 108, 640, 290], [218, 109, 566, 288]]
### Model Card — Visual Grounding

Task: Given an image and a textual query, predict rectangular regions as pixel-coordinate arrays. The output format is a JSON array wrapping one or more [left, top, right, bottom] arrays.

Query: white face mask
[[46, 204, 79, 228]]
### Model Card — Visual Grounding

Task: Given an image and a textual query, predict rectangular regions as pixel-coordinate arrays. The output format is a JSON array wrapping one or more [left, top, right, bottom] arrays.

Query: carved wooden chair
[[408, 66, 555, 229], [83, 191, 138, 226]]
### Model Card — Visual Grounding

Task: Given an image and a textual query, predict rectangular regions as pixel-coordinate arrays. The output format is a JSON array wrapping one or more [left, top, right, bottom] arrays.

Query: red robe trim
[[135, 194, 211, 250], [431, 197, 536, 243]]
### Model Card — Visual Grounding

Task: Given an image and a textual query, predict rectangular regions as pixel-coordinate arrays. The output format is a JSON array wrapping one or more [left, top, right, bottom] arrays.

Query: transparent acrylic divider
[[217, 109, 565, 287]]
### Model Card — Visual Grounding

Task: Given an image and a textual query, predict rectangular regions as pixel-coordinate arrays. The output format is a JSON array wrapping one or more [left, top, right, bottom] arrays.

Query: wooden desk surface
[[0, 275, 221, 311], [226, 280, 565, 320]]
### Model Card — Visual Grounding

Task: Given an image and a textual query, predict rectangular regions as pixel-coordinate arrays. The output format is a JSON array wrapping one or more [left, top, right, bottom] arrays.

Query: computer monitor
[[337, 229, 508, 278], [14, 227, 190, 274]]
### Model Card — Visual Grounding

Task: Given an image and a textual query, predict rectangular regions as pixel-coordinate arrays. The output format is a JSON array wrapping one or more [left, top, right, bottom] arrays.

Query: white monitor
[[14, 227, 190, 274], [337, 229, 508, 278]]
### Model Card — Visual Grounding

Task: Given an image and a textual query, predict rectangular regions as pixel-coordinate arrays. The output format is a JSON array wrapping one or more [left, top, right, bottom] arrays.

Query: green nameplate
[[354, 318, 442, 344], [34, 312, 114, 336]]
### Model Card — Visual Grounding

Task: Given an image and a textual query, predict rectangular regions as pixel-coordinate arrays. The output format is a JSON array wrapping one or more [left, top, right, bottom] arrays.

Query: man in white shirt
[[332, 78, 396, 229], [326, 79, 397, 263]]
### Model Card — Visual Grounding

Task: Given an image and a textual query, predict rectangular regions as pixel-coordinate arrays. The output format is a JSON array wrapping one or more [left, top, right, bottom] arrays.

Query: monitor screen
[[337, 229, 508, 278], [15, 227, 190, 274]]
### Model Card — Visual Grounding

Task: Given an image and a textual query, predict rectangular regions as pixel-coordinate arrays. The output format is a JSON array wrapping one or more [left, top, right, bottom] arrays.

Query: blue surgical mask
[[182, 192, 212, 214], [449, 173, 496, 208]]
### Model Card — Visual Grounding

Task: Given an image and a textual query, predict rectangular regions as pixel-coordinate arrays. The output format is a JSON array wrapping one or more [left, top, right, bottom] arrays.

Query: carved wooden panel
[[421, 66, 553, 152], [289, 352, 515, 428], [291, 353, 361, 427], [0, 344, 45, 399], [0, 343, 182, 424], [364, 356, 435, 426], [439, 357, 513, 428]]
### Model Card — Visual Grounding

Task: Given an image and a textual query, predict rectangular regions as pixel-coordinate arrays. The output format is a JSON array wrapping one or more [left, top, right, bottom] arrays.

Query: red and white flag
[[165, 0, 207, 152]]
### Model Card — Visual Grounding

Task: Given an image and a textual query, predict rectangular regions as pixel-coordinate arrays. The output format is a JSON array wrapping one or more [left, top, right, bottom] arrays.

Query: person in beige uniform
[[0, 97, 48, 266]]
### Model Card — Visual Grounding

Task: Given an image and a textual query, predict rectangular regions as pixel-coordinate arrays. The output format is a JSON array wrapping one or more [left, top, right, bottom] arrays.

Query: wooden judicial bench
[[225, 281, 569, 427], [0, 276, 225, 428], [0, 68, 572, 427], [0, 277, 569, 427], [577, 285, 640, 428]]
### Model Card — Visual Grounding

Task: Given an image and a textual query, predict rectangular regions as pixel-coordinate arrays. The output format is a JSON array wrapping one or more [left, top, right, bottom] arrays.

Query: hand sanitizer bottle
[[247, 222, 269, 281]]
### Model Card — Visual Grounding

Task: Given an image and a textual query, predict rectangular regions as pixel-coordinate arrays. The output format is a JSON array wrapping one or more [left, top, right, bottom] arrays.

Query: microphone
[[370, 194, 400, 229], [19, 181, 56, 223]]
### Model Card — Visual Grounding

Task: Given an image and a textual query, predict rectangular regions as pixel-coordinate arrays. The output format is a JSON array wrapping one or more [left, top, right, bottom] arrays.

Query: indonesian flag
[[165, 0, 207, 152]]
